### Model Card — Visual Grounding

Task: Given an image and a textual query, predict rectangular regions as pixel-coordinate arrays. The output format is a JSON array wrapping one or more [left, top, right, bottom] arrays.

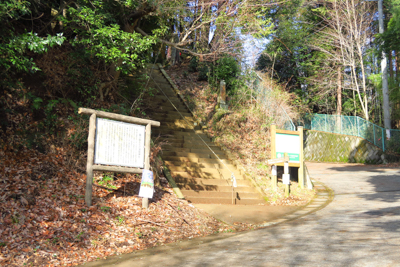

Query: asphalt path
[[81, 162, 400, 267]]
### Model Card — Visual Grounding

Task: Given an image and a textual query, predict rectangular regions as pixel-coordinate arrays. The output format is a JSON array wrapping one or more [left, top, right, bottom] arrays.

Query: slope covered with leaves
[[0, 65, 251, 267]]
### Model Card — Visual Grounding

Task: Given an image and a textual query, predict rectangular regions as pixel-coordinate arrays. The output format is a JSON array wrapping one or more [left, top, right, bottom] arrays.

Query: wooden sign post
[[269, 124, 304, 192], [283, 153, 290, 197], [267, 157, 284, 191], [79, 108, 160, 208]]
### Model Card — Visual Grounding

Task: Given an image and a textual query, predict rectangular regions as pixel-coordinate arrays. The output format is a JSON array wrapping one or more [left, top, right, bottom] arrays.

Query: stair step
[[162, 156, 230, 164], [165, 161, 222, 169], [162, 151, 210, 158], [160, 122, 197, 130], [150, 110, 192, 117], [162, 143, 217, 149], [178, 184, 257, 193], [161, 147, 225, 155], [165, 160, 236, 169], [150, 85, 177, 93], [154, 134, 211, 141], [163, 156, 229, 163], [152, 130, 206, 137], [149, 118, 196, 125], [150, 85, 179, 93], [161, 137, 215, 148], [162, 151, 225, 159], [158, 137, 212, 143], [150, 114, 193, 120], [151, 95, 183, 103], [151, 118, 196, 125], [150, 105, 190, 113], [154, 127, 202, 133], [173, 175, 248, 185], [181, 190, 262, 199], [184, 196, 266, 205], [155, 132, 209, 139], [149, 77, 170, 83], [169, 168, 243, 179], [150, 102, 188, 111], [159, 147, 225, 155]]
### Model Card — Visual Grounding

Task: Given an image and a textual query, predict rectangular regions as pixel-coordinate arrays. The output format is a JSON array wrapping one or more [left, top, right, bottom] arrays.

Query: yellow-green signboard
[[270, 125, 305, 189]]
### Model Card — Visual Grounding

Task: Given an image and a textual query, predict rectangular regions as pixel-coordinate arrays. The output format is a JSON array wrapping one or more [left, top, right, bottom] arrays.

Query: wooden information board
[[79, 108, 160, 208]]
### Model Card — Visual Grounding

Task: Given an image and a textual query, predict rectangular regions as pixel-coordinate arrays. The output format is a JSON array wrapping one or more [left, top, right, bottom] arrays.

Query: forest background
[[2, 0, 400, 137]]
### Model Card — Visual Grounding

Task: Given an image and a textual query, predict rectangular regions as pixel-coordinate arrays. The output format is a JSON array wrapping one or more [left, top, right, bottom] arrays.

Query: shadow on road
[[327, 165, 400, 173]]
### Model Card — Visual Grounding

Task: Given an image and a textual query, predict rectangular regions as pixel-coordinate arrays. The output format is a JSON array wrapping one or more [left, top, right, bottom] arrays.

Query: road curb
[[257, 179, 334, 228]]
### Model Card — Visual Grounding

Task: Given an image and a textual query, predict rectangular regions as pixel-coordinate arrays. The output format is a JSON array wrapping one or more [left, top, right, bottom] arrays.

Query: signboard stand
[[268, 124, 305, 193], [86, 113, 96, 207], [79, 108, 160, 208], [283, 153, 290, 197], [271, 165, 277, 190]]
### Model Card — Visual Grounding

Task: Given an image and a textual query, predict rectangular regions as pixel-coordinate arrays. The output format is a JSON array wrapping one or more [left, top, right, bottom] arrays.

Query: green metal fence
[[300, 114, 400, 153]]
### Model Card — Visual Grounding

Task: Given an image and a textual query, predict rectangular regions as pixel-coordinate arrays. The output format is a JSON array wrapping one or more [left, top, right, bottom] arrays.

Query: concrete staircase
[[140, 65, 266, 205]]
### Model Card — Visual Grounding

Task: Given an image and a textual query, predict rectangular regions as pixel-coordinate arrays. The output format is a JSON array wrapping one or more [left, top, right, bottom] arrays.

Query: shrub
[[197, 64, 209, 81], [215, 56, 240, 93], [188, 57, 198, 72]]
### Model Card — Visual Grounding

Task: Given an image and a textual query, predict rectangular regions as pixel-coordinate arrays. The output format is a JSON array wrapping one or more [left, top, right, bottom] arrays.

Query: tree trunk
[[160, 44, 166, 63], [396, 51, 399, 77], [389, 50, 394, 79], [337, 66, 342, 116]]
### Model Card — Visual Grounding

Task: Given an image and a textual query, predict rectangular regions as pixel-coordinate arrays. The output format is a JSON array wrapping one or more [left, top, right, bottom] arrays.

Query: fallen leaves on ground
[[0, 147, 248, 267]]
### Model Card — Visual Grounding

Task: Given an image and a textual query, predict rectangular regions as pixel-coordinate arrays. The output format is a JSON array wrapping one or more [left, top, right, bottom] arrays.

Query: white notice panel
[[94, 118, 145, 168], [282, 174, 291, 185], [275, 133, 300, 162]]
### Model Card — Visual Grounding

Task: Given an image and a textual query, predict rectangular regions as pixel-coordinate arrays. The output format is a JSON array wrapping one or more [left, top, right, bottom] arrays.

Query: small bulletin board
[[79, 108, 160, 207], [270, 125, 304, 188]]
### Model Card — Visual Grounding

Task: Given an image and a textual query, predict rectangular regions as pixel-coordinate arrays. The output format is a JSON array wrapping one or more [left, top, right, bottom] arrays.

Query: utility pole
[[378, 0, 391, 136], [368, 0, 391, 135], [368, 0, 391, 136]]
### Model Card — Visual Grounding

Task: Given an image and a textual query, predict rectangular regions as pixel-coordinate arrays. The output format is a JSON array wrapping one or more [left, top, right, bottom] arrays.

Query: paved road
[[82, 162, 400, 267]]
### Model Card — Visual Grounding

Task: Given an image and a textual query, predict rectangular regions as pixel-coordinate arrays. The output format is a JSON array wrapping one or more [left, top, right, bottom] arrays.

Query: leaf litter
[[0, 146, 249, 267], [0, 95, 249, 267]]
